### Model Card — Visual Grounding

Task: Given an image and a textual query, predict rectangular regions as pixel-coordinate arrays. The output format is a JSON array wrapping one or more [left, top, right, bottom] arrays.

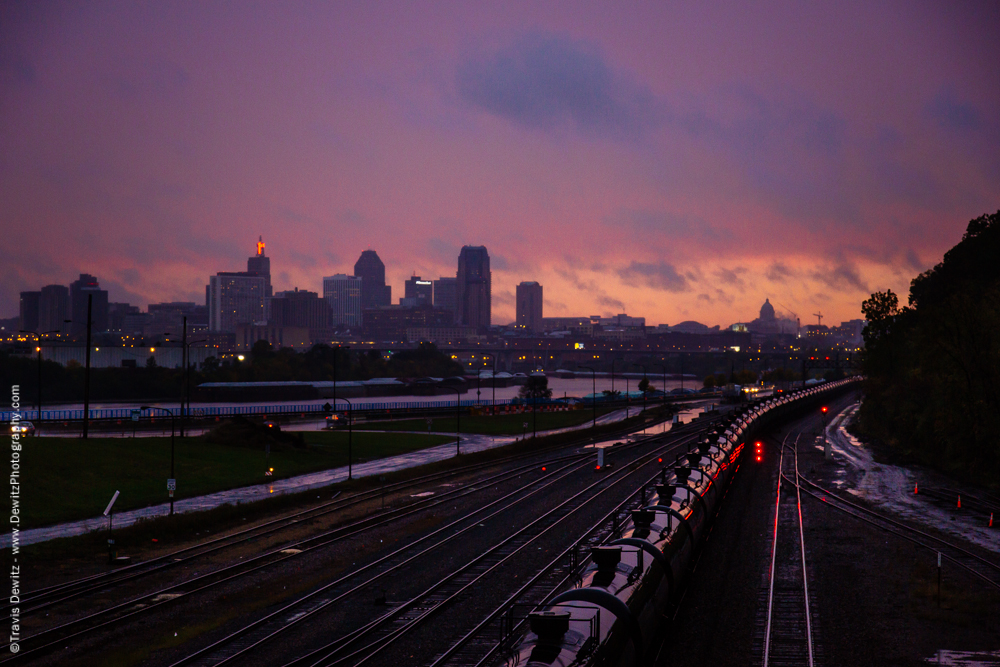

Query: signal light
[[754, 440, 763, 463], [658, 457, 662, 463], [541, 467, 546, 472], [821, 406, 828, 414]]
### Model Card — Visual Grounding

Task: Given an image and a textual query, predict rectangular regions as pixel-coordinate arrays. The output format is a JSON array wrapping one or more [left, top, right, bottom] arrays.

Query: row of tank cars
[[505, 377, 858, 667]]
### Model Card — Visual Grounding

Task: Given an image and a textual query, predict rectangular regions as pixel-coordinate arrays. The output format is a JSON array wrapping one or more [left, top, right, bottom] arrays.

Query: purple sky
[[2, 1, 998, 327]]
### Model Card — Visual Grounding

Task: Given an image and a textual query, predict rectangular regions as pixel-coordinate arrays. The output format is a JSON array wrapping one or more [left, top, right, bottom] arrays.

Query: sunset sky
[[2, 1, 998, 327]]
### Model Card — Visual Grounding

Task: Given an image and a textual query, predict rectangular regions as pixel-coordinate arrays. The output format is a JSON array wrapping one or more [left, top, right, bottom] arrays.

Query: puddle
[[924, 649, 1000, 665]]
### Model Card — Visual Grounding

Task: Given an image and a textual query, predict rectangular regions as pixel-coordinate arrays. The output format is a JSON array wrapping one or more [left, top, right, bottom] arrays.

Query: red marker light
[[821, 406, 828, 414], [541, 467, 546, 472], [658, 457, 662, 463]]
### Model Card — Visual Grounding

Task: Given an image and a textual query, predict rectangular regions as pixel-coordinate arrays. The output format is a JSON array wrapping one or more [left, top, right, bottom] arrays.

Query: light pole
[[482, 352, 496, 415], [443, 386, 461, 456], [20, 329, 59, 434], [83, 294, 93, 439], [333, 344, 350, 424], [611, 358, 618, 399], [165, 318, 207, 439], [141, 405, 176, 516], [579, 366, 596, 432], [333, 397, 353, 480], [654, 363, 667, 409]]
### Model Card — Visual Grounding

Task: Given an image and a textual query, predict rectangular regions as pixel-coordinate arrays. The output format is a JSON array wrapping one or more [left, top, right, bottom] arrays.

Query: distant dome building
[[760, 298, 776, 321], [749, 298, 796, 335]]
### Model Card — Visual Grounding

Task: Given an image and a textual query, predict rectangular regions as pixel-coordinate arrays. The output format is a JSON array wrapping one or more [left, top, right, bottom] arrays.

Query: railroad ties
[[754, 434, 823, 667]]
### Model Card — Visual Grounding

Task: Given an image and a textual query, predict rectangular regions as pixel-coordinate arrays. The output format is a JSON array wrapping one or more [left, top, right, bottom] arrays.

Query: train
[[503, 378, 857, 667]]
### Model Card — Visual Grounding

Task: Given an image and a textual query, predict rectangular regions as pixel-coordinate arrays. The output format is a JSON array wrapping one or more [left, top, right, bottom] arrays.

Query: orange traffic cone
[[914, 483, 919, 494], [957, 494, 961, 509]]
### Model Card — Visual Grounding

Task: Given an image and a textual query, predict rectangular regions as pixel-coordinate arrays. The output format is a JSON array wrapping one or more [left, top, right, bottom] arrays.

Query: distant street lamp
[[482, 352, 496, 415], [333, 397, 354, 480], [82, 295, 93, 439], [654, 363, 667, 409], [141, 405, 176, 516], [20, 328, 60, 434], [443, 386, 461, 456], [579, 366, 597, 432]]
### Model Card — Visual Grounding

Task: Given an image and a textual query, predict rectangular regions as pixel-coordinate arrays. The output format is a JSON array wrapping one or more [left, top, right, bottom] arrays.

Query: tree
[[858, 210, 1000, 484], [638, 377, 651, 394], [518, 375, 553, 402]]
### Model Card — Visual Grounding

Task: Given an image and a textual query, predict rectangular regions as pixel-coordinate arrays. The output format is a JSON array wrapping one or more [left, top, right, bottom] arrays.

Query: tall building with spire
[[246, 235, 272, 297], [456, 245, 491, 331], [353, 250, 391, 309]]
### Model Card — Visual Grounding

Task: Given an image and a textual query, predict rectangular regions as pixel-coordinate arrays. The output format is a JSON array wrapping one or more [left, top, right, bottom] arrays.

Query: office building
[[208, 273, 266, 332], [270, 288, 332, 337], [433, 277, 457, 320], [108, 302, 141, 333], [354, 250, 391, 309], [246, 236, 272, 297], [456, 246, 491, 331], [404, 276, 433, 306], [69, 274, 109, 335], [362, 304, 456, 341], [38, 285, 70, 334], [323, 274, 363, 327], [19, 291, 40, 333], [515, 281, 543, 333]]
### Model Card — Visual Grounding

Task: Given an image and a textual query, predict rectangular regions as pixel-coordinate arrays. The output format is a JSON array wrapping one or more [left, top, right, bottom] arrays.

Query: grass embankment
[[19, 431, 453, 528], [355, 407, 617, 435]]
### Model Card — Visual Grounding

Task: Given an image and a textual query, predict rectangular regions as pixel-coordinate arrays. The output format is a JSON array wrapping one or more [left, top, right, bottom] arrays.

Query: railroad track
[[792, 473, 1000, 592], [759, 433, 818, 667], [168, 429, 707, 667], [9, 408, 693, 623], [5, 412, 716, 664]]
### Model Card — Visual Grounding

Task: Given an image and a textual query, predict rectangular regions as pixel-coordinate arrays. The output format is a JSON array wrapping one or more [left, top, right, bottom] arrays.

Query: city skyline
[[2, 3, 998, 327]]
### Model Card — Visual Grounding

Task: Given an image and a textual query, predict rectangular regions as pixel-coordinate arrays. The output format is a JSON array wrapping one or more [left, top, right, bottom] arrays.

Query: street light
[[481, 352, 496, 415], [332, 397, 354, 480], [20, 328, 60, 434], [165, 316, 208, 438], [141, 405, 176, 516], [653, 363, 667, 409], [579, 366, 597, 432], [442, 386, 462, 456]]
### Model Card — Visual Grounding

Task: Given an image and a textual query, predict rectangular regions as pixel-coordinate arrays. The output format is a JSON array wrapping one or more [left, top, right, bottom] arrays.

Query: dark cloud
[[766, 262, 795, 283], [927, 88, 981, 131], [604, 209, 720, 244], [714, 267, 747, 289], [617, 261, 690, 292], [809, 263, 868, 293], [494, 289, 515, 306], [456, 32, 661, 140]]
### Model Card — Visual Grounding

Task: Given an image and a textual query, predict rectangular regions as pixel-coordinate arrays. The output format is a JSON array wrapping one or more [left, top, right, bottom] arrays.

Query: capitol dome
[[760, 298, 776, 321]]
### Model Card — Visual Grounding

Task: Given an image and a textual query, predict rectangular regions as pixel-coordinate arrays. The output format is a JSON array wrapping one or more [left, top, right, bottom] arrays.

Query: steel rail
[[282, 433, 703, 667]]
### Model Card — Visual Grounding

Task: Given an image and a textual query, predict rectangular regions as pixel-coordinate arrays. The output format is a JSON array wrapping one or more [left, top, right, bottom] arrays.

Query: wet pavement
[[4, 403, 707, 548], [820, 403, 1000, 554]]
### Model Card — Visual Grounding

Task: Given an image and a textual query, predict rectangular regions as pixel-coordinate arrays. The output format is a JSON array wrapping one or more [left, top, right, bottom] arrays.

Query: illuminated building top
[[256, 235, 265, 256]]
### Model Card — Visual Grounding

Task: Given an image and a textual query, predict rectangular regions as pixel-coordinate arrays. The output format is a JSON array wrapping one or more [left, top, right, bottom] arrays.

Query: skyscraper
[[38, 285, 69, 334], [323, 274, 363, 327], [70, 274, 109, 335], [19, 291, 40, 333], [456, 246, 491, 331], [516, 281, 543, 333], [208, 273, 266, 332], [246, 236, 272, 297], [353, 250, 391, 309], [404, 276, 433, 305], [433, 277, 457, 322]]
